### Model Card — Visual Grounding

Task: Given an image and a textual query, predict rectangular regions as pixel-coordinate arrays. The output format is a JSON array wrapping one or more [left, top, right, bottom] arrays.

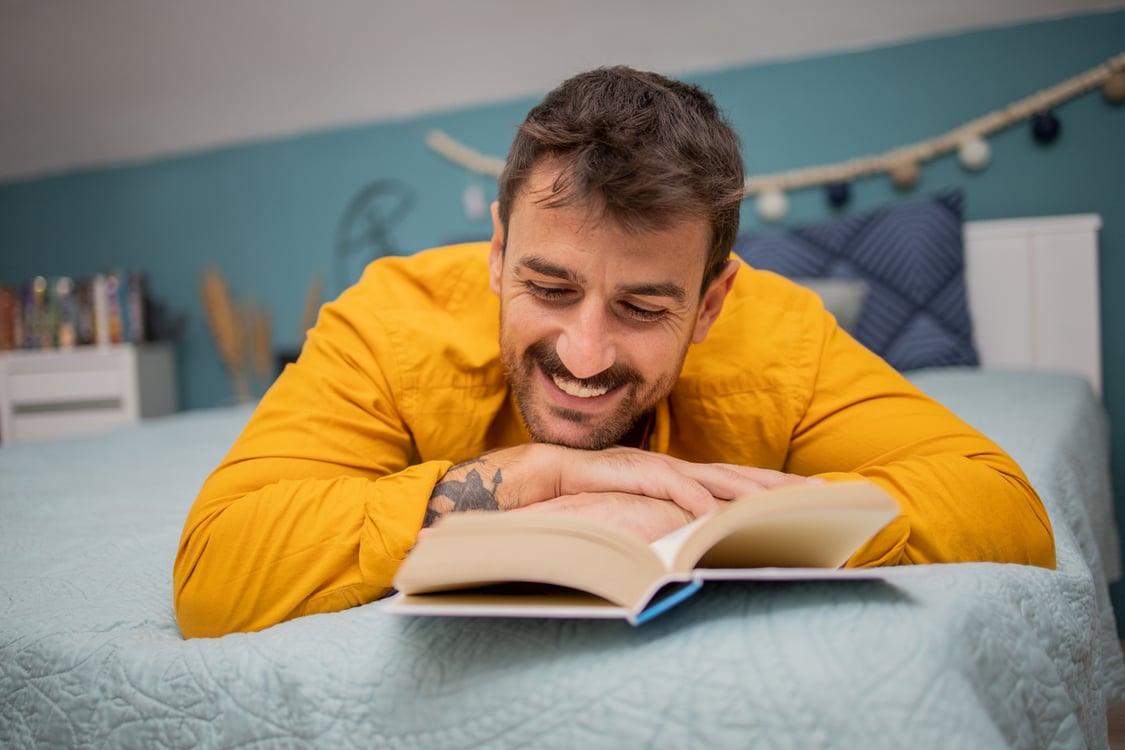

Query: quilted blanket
[[1, 370, 1122, 749]]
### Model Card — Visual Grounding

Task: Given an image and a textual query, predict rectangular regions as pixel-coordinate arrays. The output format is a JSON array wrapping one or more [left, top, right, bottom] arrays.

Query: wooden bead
[[1103, 72, 1125, 104], [826, 182, 851, 208], [756, 188, 789, 223], [958, 137, 991, 171], [889, 161, 920, 190], [1031, 111, 1061, 144]]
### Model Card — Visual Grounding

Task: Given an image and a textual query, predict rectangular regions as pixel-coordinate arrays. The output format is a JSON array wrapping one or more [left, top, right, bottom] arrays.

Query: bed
[[1, 205, 1122, 749]]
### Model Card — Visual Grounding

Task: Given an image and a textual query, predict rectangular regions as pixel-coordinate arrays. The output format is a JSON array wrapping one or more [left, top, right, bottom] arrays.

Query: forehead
[[505, 168, 711, 291]]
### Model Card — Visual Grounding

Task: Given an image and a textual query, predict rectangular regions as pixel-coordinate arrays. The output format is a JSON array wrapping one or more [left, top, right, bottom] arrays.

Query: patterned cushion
[[733, 190, 978, 371]]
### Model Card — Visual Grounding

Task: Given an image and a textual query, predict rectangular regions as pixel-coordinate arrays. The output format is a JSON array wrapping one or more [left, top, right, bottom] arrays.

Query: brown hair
[[497, 66, 745, 292]]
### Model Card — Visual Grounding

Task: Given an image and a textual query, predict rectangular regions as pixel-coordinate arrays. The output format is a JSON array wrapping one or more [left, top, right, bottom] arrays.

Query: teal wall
[[2, 12, 1125, 617]]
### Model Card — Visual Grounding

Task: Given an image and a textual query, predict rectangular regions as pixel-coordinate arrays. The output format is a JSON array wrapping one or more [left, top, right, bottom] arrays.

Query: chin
[[527, 411, 628, 451], [533, 430, 604, 451]]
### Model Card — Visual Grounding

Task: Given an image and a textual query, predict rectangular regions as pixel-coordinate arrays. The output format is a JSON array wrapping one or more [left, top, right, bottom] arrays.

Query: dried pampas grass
[[200, 266, 250, 403], [198, 266, 319, 402], [299, 274, 324, 344], [243, 300, 272, 383]]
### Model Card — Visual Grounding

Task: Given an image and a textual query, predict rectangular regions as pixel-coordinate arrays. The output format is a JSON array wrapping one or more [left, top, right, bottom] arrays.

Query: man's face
[[489, 165, 736, 450]]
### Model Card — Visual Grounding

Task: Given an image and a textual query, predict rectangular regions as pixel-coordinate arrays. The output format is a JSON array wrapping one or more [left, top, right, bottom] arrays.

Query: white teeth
[[551, 373, 611, 398]]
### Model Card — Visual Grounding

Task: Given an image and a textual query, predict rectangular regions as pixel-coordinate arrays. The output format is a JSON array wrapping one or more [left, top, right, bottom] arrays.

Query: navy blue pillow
[[733, 190, 978, 371]]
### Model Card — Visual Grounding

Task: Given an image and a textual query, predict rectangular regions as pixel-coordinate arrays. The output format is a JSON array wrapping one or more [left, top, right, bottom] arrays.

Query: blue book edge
[[634, 580, 703, 625]]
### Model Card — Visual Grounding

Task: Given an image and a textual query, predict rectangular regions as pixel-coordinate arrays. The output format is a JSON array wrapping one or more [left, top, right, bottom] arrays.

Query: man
[[174, 67, 1054, 639]]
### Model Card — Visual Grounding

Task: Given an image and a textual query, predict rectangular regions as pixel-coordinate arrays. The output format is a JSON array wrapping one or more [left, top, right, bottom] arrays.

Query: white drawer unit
[[0, 344, 178, 443]]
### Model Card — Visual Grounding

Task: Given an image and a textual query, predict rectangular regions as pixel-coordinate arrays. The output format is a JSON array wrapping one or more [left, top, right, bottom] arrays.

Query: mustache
[[524, 340, 643, 390]]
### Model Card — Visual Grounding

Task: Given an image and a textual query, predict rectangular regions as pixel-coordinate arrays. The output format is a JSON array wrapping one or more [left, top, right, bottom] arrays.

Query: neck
[[618, 410, 654, 450]]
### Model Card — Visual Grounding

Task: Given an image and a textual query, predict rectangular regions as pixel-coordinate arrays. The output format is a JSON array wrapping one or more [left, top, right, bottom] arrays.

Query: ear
[[691, 258, 740, 343], [488, 201, 504, 295]]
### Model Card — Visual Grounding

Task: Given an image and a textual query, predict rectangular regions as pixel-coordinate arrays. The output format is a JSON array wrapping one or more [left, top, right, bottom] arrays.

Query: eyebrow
[[521, 255, 575, 282], [621, 281, 687, 304], [519, 255, 687, 304]]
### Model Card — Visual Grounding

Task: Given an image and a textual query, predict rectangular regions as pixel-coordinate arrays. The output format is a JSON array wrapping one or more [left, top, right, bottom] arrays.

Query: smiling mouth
[[550, 372, 614, 398]]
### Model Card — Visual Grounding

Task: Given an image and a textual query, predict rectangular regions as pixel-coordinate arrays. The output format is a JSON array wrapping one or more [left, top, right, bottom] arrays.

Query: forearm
[[790, 325, 1054, 569], [423, 443, 571, 525], [424, 456, 504, 528], [174, 461, 449, 638], [831, 451, 1054, 568]]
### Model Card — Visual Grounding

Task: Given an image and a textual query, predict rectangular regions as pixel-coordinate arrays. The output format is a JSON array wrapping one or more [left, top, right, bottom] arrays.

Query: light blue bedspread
[[1, 369, 1122, 749]]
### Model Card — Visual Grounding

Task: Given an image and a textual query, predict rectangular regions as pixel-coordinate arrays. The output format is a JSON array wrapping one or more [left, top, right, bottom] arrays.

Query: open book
[[383, 480, 900, 625]]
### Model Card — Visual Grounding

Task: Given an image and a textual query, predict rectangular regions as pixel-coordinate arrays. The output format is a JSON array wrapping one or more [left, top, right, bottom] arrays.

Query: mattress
[[1, 369, 1122, 748]]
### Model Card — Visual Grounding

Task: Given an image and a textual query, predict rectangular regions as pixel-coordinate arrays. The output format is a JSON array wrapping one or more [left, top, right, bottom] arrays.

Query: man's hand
[[548, 445, 815, 517], [423, 443, 816, 529], [507, 492, 694, 542]]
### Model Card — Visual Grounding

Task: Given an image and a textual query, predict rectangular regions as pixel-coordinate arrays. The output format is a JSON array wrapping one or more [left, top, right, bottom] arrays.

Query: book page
[[649, 514, 710, 569], [385, 589, 631, 618], [668, 481, 899, 572], [393, 511, 671, 610]]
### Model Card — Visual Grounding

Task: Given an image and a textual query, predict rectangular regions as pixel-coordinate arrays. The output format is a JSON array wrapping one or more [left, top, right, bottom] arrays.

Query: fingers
[[626, 462, 727, 517], [509, 492, 694, 542], [550, 445, 816, 519], [556, 448, 721, 518], [620, 452, 822, 510], [678, 462, 816, 499], [606, 451, 811, 512]]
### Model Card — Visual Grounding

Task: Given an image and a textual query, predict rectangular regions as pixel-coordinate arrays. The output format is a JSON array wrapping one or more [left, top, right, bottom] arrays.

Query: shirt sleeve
[[784, 310, 1056, 570], [173, 281, 449, 639]]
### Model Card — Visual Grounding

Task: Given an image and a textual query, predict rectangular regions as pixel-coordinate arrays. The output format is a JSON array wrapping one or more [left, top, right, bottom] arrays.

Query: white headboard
[[963, 213, 1102, 395]]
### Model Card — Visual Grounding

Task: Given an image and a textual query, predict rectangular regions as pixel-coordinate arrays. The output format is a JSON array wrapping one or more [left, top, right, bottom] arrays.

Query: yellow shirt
[[174, 242, 1055, 638]]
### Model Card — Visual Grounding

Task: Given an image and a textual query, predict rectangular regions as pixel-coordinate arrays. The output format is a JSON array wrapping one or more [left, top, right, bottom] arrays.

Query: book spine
[[54, 276, 77, 349], [105, 270, 123, 344], [127, 272, 146, 343], [76, 278, 94, 346], [92, 274, 110, 347], [27, 278, 47, 349], [11, 284, 24, 348], [0, 284, 13, 351]]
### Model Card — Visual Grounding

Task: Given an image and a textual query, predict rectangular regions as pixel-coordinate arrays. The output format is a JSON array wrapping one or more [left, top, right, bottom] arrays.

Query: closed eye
[[524, 280, 573, 303], [620, 301, 667, 322]]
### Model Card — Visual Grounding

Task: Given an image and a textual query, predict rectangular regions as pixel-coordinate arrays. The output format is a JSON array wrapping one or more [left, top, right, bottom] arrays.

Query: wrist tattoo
[[424, 458, 504, 527]]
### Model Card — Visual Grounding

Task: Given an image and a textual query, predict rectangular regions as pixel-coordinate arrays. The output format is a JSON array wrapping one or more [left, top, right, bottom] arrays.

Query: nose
[[555, 302, 616, 379]]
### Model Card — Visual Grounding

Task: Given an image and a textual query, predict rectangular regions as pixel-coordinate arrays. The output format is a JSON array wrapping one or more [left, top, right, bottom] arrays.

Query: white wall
[[2, 0, 1123, 183]]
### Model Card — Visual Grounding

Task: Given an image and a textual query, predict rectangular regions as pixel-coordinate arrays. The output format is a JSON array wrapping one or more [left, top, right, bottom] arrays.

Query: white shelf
[[0, 344, 178, 443]]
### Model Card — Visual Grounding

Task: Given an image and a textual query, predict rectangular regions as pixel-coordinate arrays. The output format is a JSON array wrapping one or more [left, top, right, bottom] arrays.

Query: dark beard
[[504, 339, 663, 450]]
